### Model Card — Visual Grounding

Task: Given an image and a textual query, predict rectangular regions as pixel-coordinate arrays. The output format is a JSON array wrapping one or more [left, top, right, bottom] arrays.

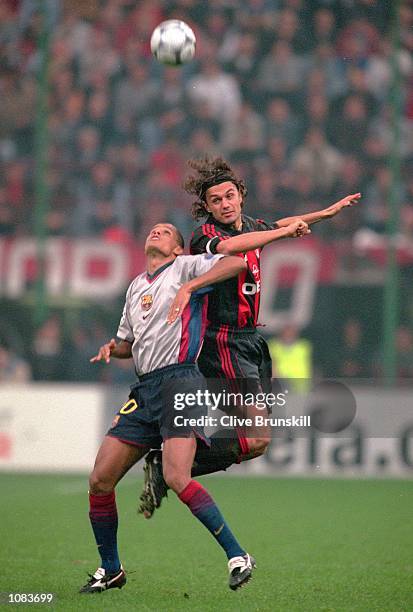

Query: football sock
[[89, 492, 121, 573], [191, 430, 244, 477], [179, 480, 245, 559]]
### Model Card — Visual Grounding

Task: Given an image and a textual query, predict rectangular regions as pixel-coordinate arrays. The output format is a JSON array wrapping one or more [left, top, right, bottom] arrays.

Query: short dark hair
[[183, 157, 247, 220]]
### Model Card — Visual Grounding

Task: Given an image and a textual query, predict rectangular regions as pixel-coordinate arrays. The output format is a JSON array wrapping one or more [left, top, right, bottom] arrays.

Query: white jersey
[[117, 254, 224, 376]]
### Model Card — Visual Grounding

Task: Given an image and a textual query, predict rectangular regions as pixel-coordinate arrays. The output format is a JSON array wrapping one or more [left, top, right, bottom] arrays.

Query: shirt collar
[[146, 260, 174, 282], [206, 214, 244, 233]]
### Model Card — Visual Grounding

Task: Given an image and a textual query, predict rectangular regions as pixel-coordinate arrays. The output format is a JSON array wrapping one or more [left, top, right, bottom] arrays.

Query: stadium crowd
[[0, 0, 412, 381]]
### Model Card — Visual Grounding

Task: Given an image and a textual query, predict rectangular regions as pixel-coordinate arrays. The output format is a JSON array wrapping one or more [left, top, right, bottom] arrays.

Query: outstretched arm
[[167, 255, 247, 324], [90, 338, 132, 364], [215, 219, 310, 256], [275, 193, 361, 228]]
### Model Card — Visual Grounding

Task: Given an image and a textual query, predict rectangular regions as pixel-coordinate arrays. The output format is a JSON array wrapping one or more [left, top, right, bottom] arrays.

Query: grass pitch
[[1, 473, 412, 611]]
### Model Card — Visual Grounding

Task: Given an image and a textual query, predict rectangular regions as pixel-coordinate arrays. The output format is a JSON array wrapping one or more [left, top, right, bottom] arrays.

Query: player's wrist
[[183, 281, 196, 294]]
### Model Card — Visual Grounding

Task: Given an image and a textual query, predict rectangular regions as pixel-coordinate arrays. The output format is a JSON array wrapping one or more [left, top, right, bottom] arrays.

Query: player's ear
[[173, 244, 184, 256]]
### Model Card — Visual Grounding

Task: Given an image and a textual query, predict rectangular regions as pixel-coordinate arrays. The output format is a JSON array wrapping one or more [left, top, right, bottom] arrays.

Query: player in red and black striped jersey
[[187, 158, 359, 394], [138, 157, 361, 517], [190, 216, 273, 330]]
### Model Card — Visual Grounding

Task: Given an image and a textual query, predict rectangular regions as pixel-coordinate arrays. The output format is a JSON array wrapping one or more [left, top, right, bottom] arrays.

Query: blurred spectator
[[250, 162, 293, 220], [31, 316, 67, 381], [265, 98, 301, 151], [85, 92, 114, 147], [221, 31, 260, 102], [369, 104, 413, 160], [0, 342, 31, 382], [75, 126, 102, 176], [187, 60, 242, 126], [188, 127, 220, 160], [221, 102, 265, 159], [335, 17, 381, 66], [290, 127, 342, 193], [114, 63, 159, 135], [0, 203, 17, 236], [257, 40, 308, 104], [276, 7, 308, 53], [337, 318, 368, 378], [291, 179, 321, 221], [150, 136, 185, 188], [310, 8, 336, 49], [66, 323, 107, 382], [0, 70, 25, 141], [362, 165, 405, 233], [400, 2, 413, 54], [365, 38, 413, 104], [50, 90, 86, 154], [372, 325, 413, 381], [44, 208, 69, 237], [53, 6, 92, 60], [303, 93, 329, 133], [186, 100, 221, 142], [361, 132, 389, 172], [341, 67, 379, 115], [268, 325, 312, 392], [74, 160, 133, 234], [309, 44, 347, 99], [78, 27, 121, 87], [395, 326, 413, 379], [329, 94, 370, 155]]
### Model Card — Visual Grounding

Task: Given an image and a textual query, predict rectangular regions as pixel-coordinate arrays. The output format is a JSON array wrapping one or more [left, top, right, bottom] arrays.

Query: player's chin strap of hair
[[199, 173, 238, 202]]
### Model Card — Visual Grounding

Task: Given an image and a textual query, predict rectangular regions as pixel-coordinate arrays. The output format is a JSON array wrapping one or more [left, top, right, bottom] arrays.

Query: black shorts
[[197, 327, 274, 452], [198, 326, 272, 393], [107, 363, 210, 449]]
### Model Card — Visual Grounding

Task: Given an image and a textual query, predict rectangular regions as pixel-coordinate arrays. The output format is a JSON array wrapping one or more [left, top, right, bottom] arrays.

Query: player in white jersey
[[80, 222, 259, 594]]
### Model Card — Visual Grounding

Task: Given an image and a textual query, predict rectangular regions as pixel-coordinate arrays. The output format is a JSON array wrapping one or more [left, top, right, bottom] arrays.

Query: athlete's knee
[[162, 463, 190, 494], [89, 469, 115, 495]]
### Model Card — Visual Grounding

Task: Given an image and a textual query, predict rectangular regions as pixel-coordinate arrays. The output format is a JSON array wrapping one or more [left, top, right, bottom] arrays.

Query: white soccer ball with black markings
[[150, 20, 196, 66]]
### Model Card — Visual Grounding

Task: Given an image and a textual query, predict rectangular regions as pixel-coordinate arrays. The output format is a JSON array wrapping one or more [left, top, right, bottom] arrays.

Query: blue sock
[[179, 480, 245, 559], [89, 492, 121, 573]]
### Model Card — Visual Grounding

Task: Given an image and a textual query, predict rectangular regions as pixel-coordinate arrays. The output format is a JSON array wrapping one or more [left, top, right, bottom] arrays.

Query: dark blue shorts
[[107, 363, 210, 449]]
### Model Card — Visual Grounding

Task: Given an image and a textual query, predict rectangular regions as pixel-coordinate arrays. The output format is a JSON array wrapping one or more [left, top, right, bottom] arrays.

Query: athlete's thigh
[[93, 435, 148, 487], [162, 437, 197, 477]]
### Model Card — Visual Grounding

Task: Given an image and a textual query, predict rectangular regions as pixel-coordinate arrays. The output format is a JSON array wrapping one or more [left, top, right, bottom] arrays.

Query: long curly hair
[[183, 157, 247, 220]]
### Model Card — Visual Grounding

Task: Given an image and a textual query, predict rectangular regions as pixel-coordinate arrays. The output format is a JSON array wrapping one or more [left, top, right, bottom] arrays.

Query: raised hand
[[167, 286, 191, 325], [323, 193, 361, 218], [90, 338, 116, 364]]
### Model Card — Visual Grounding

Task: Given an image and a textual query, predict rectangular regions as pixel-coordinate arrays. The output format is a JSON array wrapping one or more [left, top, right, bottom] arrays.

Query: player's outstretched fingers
[[90, 338, 116, 363], [349, 192, 362, 204]]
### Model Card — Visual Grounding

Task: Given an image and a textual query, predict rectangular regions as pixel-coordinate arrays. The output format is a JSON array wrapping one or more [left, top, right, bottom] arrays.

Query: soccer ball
[[150, 19, 196, 66]]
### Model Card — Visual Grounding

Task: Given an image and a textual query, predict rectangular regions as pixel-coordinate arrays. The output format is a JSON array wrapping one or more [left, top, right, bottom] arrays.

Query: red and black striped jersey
[[190, 214, 278, 330]]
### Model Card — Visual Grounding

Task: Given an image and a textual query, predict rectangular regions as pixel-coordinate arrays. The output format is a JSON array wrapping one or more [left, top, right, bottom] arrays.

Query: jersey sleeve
[[190, 224, 231, 255], [253, 218, 279, 231], [178, 253, 225, 282], [116, 283, 134, 342]]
